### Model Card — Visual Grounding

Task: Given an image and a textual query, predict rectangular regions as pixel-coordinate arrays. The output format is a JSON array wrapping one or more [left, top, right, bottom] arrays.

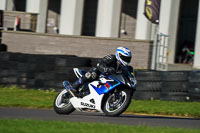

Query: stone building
[[0, 0, 200, 69]]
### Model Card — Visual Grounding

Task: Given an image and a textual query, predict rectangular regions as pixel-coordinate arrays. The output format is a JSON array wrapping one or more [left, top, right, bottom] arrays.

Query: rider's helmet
[[115, 47, 132, 66]]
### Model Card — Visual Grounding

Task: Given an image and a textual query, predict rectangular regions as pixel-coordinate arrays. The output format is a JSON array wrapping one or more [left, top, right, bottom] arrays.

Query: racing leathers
[[72, 54, 122, 91]]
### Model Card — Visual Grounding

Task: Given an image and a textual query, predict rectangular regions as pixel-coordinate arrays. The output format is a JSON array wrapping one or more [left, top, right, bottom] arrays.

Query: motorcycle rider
[[70, 47, 133, 95]]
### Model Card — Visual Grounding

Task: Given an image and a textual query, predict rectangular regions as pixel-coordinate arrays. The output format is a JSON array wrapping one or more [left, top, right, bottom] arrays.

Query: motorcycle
[[53, 66, 136, 116]]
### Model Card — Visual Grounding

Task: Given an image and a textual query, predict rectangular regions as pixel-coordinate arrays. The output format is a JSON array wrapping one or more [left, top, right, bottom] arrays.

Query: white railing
[[151, 32, 169, 71]]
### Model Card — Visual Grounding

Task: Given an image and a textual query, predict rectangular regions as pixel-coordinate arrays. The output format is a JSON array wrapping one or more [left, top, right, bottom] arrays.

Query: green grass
[[0, 86, 200, 117], [127, 100, 200, 117], [0, 86, 57, 109], [0, 119, 199, 133]]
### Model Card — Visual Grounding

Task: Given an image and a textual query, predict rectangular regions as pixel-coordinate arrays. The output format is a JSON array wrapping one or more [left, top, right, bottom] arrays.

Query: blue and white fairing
[[90, 76, 121, 95], [91, 66, 136, 95]]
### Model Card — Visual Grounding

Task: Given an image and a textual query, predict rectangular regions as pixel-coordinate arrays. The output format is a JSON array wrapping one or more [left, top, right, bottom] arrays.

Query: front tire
[[103, 88, 133, 117], [53, 89, 75, 114]]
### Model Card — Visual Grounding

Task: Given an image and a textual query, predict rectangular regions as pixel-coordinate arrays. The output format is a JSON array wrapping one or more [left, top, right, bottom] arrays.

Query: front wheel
[[103, 88, 133, 116], [53, 89, 75, 114]]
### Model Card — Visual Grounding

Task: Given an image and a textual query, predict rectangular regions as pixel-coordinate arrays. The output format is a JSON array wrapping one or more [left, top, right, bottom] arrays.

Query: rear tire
[[53, 89, 75, 114], [103, 88, 133, 117]]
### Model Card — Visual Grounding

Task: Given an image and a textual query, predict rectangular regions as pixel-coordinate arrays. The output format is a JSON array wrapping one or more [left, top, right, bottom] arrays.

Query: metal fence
[[151, 32, 169, 71]]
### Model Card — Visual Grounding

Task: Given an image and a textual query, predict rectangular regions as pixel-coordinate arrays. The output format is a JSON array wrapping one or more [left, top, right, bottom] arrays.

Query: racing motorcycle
[[53, 66, 136, 116]]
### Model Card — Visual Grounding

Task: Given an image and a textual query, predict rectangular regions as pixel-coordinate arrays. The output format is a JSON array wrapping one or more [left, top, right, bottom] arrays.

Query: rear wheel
[[53, 89, 75, 114], [103, 88, 133, 116]]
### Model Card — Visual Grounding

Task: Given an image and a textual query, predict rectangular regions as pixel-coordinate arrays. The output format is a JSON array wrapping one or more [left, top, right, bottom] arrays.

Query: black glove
[[105, 67, 115, 74]]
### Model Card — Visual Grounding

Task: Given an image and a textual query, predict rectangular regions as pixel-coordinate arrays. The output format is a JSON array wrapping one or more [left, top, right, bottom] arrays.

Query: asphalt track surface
[[0, 107, 199, 129]]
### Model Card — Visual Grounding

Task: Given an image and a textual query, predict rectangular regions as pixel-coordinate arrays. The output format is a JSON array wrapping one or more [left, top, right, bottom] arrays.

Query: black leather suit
[[72, 54, 121, 90]]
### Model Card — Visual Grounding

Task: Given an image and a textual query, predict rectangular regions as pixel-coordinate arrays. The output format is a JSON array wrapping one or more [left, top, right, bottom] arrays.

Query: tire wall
[[133, 70, 200, 102], [0, 52, 98, 91], [0, 52, 200, 102]]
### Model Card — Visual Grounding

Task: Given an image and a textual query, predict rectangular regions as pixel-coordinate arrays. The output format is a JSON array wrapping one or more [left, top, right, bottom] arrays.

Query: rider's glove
[[105, 67, 115, 74]]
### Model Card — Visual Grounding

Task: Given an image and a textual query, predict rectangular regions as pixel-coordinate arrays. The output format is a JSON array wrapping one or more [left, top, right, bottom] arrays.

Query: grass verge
[[127, 100, 200, 117], [0, 86, 57, 109], [0, 119, 199, 133], [0, 86, 200, 117]]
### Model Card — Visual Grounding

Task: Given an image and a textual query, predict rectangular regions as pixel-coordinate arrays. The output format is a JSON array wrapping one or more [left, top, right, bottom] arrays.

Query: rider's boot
[[71, 78, 84, 96]]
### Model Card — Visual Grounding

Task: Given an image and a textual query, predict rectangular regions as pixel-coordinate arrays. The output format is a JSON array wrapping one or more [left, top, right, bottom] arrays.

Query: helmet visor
[[119, 53, 131, 63]]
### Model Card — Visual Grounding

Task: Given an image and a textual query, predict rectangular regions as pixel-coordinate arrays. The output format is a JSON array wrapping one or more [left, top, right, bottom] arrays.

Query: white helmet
[[115, 47, 132, 66]]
